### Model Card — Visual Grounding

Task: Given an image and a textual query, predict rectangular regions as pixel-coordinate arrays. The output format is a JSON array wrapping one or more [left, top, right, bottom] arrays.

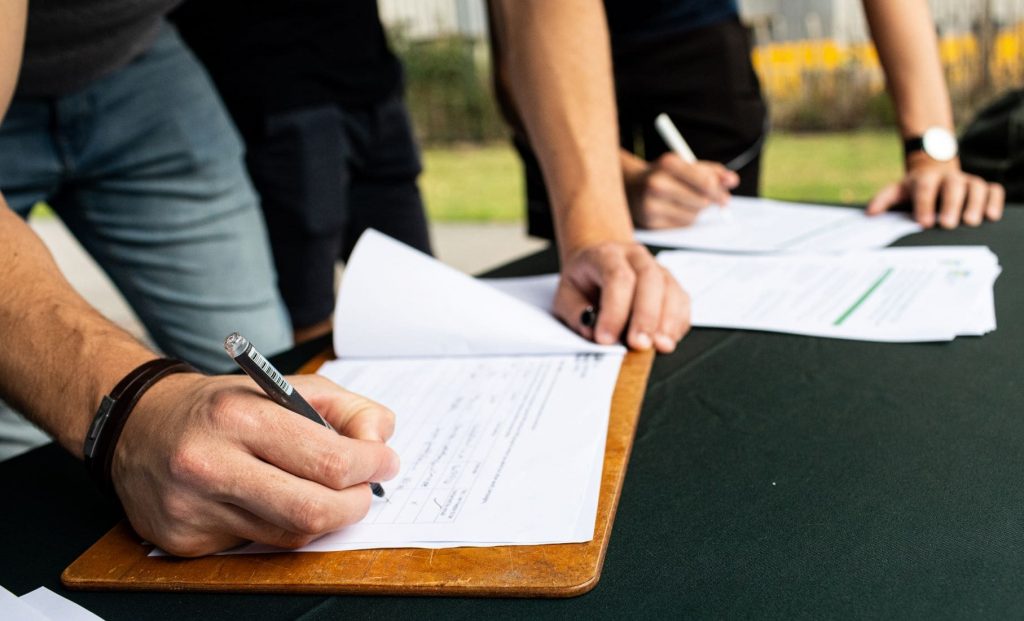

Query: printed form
[[658, 246, 1000, 342], [227, 231, 625, 555], [485, 247, 1000, 343]]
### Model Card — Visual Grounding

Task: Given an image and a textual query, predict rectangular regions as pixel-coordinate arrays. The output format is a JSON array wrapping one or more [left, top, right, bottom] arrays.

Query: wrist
[[552, 193, 635, 262], [84, 358, 199, 498], [905, 150, 960, 173], [903, 126, 958, 164]]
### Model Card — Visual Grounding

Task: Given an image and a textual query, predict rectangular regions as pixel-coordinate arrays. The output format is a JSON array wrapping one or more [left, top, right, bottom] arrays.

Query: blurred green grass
[[421, 130, 904, 222]]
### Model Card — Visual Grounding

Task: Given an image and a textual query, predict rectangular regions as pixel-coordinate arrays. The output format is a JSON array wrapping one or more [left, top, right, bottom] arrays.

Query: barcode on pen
[[247, 347, 293, 395]]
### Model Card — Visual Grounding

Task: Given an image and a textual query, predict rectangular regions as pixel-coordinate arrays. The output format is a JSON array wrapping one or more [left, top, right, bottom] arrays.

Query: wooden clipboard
[[62, 350, 653, 598]]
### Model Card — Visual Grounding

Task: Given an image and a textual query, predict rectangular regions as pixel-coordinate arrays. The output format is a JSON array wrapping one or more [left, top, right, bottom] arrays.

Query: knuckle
[[161, 493, 195, 524], [608, 265, 637, 287], [162, 532, 209, 558], [274, 532, 316, 550], [915, 175, 940, 192], [645, 172, 667, 192], [291, 496, 332, 535], [636, 261, 661, 280], [167, 444, 214, 485], [656, 152, 677, 168], [698, 176, 718, 195], [206, 391, 244, 429], [317, 450, 351, 487]]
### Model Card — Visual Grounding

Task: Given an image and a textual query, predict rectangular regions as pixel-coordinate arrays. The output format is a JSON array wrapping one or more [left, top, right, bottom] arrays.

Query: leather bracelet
[[83, 358, 198, 498]]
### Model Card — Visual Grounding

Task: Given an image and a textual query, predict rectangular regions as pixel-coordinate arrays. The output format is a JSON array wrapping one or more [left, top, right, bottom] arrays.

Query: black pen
[[223, 332, 386, 499]]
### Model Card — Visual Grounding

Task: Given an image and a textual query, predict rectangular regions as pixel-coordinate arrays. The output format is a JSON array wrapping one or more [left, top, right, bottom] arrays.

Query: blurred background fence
[[376, 0, 1024, 218], [382, 0, 1024, 139]]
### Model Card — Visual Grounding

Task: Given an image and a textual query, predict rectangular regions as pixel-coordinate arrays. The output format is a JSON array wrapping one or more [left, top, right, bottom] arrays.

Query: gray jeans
[[0, 24, 293, 459]]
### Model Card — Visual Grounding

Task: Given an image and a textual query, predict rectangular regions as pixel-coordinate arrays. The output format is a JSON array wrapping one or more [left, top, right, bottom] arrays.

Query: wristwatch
[[903, 126, 958, 162]]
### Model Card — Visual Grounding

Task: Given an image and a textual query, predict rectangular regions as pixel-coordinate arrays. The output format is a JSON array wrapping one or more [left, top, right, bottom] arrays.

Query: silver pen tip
[[224, 332, 249, 358]]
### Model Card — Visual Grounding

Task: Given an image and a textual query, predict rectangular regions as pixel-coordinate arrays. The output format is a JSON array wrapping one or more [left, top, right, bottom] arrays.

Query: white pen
[[654, 113, 697, 163], [654, 113, 730, 218]]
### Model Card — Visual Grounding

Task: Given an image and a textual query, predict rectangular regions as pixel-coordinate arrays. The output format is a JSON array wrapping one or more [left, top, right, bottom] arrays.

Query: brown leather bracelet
[[83, 358, 198, 498]]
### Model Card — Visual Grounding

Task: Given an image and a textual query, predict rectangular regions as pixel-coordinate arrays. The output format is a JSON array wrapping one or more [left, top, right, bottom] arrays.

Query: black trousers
[[244, 95, 432, 329], [518, 17, 768, 239]]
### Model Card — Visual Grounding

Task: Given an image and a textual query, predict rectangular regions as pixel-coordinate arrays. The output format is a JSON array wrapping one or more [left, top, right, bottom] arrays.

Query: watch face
[[922, 127, 958, 162]]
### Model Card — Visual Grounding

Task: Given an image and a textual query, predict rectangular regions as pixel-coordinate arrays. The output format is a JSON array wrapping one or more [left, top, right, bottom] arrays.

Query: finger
[[654, 272, 691, 353], [643, 195, 704, 229], [911, 175, 940, 228], [962, 177, 988, 227], [160, 502, 316, 557], [657, 154, 727, 203], [647, 170, 713, 213], [937, 175, 967, 229], [213, 454, 376, 537], [552, 275, 598, 341], [295, 376, 396, 442], [713, 163, 740, 190], [594, 255, 637, 346], [865, 182, 905, 215], [236, 404, 400, 489], [986, 183, 1005, 222], [624, 253, 665, 351], [215, 503, 319, 551]]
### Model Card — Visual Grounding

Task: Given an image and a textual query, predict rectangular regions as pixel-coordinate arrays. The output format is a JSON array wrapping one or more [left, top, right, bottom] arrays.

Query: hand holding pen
[[225, 332, 390, 499], [619, 113, 738, 229], [109, 350, 398, 557]]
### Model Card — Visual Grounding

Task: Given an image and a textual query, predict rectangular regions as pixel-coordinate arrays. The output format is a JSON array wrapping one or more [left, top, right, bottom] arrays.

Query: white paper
[[200, 231, 628, 555], [231, 353, 622, 553], [634, 196, 923, 253], [0, 586, 103, 621], [334, 230, 622, 358], [18, 588, 104, 621], [0, 586, 48, 621], [658, 246, 1000, 342], [485, 247, 1000, 343]]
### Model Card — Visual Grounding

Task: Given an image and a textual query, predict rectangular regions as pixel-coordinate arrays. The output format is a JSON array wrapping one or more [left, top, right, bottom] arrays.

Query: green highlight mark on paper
[[834, 267, 894, 326]]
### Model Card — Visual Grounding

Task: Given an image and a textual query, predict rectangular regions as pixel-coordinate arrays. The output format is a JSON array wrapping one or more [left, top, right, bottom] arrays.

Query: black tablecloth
[[3, 210, 1023, 619]]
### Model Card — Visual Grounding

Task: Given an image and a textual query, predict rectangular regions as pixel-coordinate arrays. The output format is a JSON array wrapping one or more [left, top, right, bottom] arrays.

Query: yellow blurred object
[[751, 21, 1024, 103]]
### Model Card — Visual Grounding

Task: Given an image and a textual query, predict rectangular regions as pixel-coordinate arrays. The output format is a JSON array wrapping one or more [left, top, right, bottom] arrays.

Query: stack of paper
[[485, 246, 1000, 344], [634, 196, 923, 253], [231, 231, 625, 555], [657, 246, 1000, 342]]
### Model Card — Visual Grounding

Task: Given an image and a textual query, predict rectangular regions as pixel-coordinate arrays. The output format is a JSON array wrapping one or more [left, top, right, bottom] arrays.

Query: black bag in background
[[960, 89, 1024, 202]]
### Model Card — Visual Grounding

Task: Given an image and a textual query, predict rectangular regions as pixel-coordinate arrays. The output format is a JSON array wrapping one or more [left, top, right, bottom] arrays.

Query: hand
[[622, 151, 739, 229], [866, 155, 1005, 229], [112, 373, 399, 557], [553, 241, 691, 353]]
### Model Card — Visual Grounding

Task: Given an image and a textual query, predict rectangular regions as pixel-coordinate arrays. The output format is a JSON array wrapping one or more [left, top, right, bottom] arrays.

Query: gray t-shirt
[[16, 0, 182, 97]]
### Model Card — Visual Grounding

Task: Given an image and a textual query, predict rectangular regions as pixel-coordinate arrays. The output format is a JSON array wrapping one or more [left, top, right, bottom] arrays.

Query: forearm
[[0, 202, 156, 457], [491, 0, 633, 259], [0, 0, 27, 117], [862, 0, 954, 138]]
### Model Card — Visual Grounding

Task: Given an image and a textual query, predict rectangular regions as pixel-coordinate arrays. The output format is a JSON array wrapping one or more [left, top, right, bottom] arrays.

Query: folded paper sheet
[[334, 230, 618, 358], [222, 231, 624, 555], [634, 196, 923, 253]]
